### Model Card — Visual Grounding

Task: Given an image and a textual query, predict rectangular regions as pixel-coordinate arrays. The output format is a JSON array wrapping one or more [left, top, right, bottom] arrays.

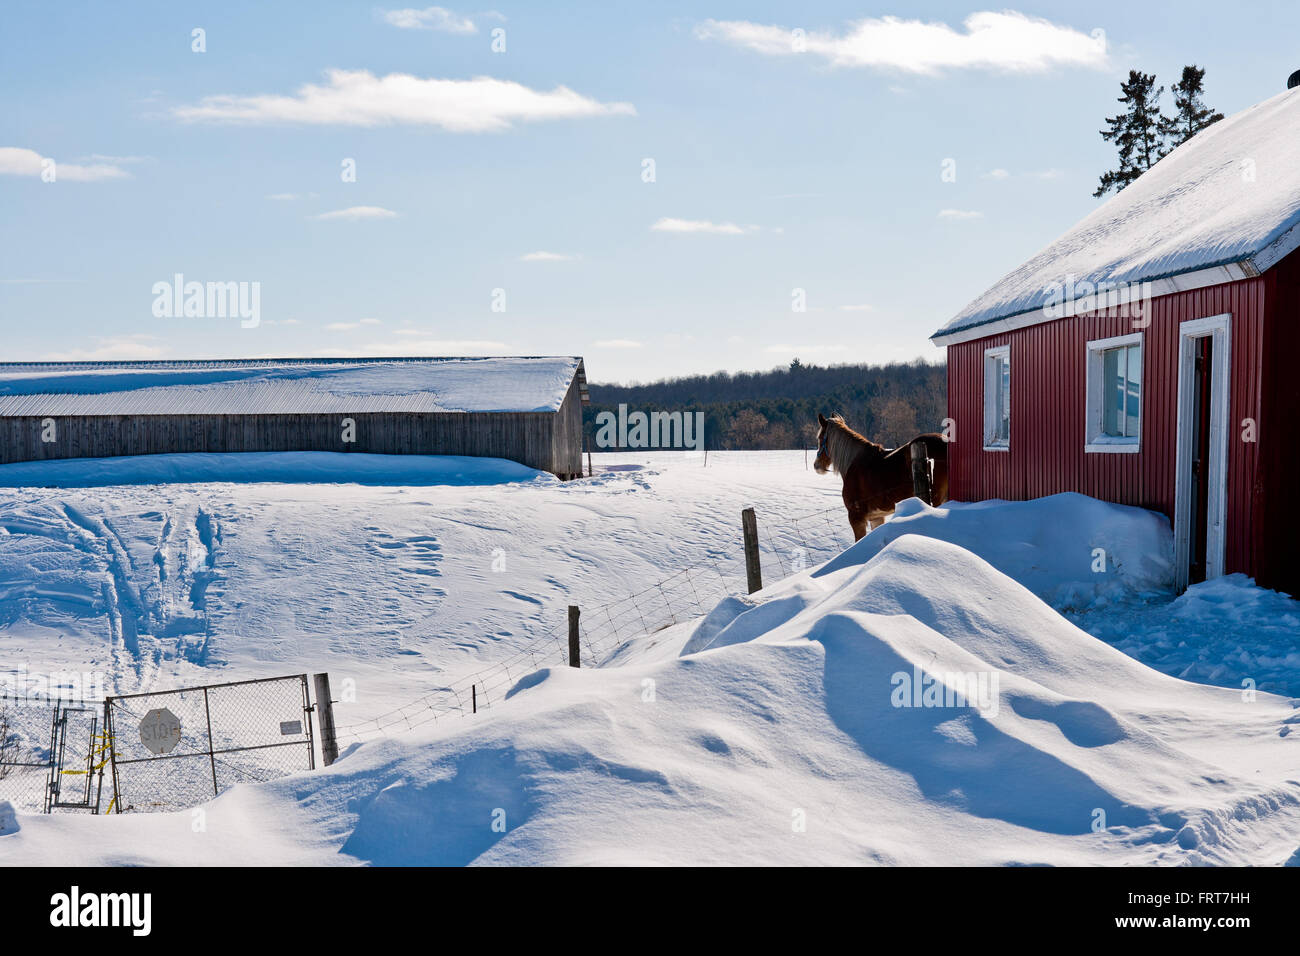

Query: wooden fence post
[[909, 441, 933, 506], [742, 507, 763, 594], [312, 673, 339, 768], [568, 605, 581, 668]]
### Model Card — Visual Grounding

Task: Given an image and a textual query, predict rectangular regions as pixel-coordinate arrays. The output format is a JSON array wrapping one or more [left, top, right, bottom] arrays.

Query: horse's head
[[813, 413, 832, 474]]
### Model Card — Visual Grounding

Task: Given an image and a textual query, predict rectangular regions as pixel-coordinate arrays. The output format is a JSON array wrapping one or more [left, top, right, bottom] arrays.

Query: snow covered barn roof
[[933, 87, 1300, 346], [0, 357, 588, 416]]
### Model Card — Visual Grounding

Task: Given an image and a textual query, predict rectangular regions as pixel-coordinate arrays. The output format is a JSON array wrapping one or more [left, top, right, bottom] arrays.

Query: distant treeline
[[584, 358, 947, 451]]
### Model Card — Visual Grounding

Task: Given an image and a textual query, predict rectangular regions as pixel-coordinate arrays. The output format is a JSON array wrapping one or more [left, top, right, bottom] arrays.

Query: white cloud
[[311, 206, 399, 221], [314, 339, 509, 357], [696, 11, 1108, 75], [172, 69, 635, 133], [520, 251, 578, 261], [594, 339, 643, 349], [75, 153, 153, 165], [44, 336, 165, 361], [982, 167, 1063, 181], [360, 317, 383, 326], [651, 217, 754, 235], [938, 208, 983, 220], [0, 147, 129, 182], [324, 322, 361, 331], [763, 344, 848, 354], [383, 6, 477, 34]]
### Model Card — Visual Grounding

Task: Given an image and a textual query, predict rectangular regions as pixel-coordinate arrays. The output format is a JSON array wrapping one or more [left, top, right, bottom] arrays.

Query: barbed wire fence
[[1, 494, 867, 813], [330, 499, 861, 748]]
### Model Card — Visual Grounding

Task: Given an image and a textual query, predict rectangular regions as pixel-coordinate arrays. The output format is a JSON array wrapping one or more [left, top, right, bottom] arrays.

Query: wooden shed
[[931, 87, 1300, 596], [0, 356, 590, 479]]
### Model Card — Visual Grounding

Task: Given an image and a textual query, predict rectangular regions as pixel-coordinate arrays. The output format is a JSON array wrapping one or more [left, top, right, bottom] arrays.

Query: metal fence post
[[201, 687, 218, 798], [104, 698, 120, 814], [312, 673, 339, 767]]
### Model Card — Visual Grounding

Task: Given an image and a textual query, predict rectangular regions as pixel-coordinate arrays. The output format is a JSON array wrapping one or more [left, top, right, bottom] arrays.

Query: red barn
[[932, 87, 1300, 596]]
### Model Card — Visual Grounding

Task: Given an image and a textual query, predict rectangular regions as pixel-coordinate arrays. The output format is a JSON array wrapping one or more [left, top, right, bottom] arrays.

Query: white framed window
[[1085, 332, 1142, 453], [982, 345, 1010, 451]]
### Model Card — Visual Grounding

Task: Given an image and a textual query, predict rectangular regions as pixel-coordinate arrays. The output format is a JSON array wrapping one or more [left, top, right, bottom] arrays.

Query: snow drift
[[819, 492, 1175, 610], [5, 516, 1295, 866]]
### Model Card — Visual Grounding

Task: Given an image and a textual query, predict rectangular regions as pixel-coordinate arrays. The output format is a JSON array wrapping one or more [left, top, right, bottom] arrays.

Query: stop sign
[[139, 708, 183, 755]]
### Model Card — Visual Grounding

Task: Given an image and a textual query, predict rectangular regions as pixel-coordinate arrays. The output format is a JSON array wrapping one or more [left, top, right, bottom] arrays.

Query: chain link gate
[[49, 704, 106, 811], [105, 674, 315, 813], [0, 694, 106, 814]]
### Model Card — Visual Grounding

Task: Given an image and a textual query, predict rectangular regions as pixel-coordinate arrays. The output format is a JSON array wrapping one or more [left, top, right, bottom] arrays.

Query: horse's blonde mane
[[823, 414, 884, 474]]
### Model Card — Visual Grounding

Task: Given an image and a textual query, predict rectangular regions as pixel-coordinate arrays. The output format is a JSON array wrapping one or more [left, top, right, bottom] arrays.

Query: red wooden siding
[[1258, 255, 1300, 595], [946, 276, 1269, 583]]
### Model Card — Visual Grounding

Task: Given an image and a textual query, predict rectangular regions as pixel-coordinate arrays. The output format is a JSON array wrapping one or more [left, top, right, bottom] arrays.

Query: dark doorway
[[1188, 336, 1214, 585]]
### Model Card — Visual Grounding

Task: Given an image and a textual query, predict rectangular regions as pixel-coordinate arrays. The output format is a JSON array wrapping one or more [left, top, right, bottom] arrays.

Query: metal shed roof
[[0, 357, 587, 416]]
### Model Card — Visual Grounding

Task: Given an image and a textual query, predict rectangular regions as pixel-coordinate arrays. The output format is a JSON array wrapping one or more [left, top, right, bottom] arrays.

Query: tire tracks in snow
[[59, 501, 154, 690]]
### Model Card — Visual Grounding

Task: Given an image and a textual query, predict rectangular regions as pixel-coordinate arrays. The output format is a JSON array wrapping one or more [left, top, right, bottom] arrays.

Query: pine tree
[[1095, 70, 1167, 197], [1160, 65, 1224, 148]]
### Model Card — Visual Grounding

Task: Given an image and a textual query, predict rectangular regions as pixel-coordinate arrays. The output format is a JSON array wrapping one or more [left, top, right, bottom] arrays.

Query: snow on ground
[[0, 451, 540, 490], [0, 450, 839, 714], [0, 450, 1297, 865], [1066, 575, 1300, 698], [818, 493, 1176, 609]]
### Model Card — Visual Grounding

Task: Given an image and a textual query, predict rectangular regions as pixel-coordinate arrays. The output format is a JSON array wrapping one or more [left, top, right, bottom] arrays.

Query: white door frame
[[1172, 313, 1232, 591]]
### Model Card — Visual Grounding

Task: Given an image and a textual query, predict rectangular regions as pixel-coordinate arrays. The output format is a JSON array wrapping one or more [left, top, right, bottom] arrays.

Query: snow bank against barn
[[0, 452, 548, 489], [316, 535, 1296, 865], [819, 493, 1175, 611]]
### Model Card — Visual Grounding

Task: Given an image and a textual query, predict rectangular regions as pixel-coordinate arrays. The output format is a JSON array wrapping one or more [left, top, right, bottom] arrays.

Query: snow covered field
[[1, 450, 1297, 865]]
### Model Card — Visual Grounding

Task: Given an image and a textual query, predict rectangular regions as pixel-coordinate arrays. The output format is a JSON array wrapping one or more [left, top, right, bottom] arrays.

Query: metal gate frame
[[47, 704, 106, 812], [0, 695, 105, 814], [105, 673, 315, 814]]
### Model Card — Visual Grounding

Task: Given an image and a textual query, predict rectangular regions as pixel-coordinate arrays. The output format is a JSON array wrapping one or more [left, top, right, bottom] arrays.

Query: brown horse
[[813, 413, 949, 541]]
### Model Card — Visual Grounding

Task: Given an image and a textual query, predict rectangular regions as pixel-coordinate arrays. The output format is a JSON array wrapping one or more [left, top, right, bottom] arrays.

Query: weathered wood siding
[[550, 376, 585, 478], [0, 410, 579, 477]]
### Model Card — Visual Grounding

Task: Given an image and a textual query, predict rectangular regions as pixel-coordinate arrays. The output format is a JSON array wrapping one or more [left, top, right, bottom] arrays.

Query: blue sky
[[2, 1, 1297, 383]]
